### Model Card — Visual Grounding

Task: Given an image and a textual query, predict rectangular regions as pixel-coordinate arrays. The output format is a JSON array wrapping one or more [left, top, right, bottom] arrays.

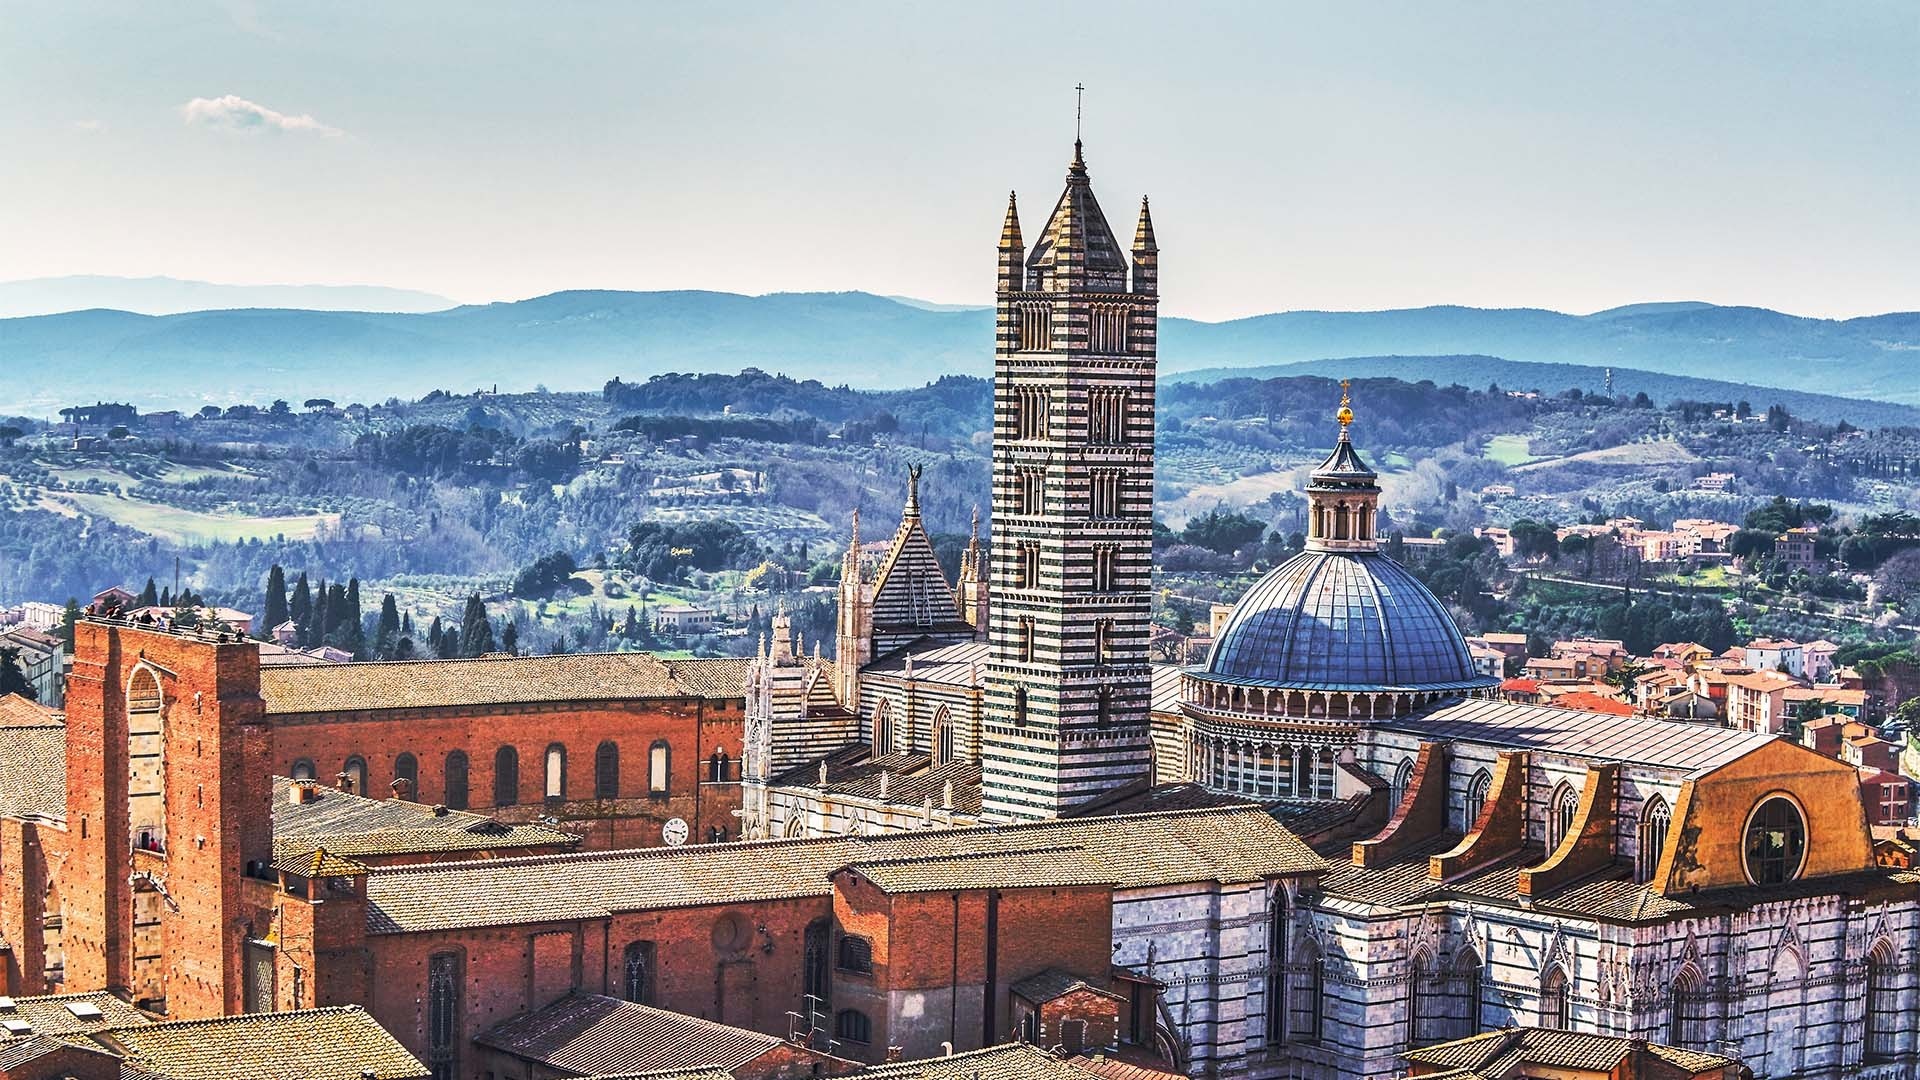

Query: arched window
[[1453, 948, 1483, 1038], [837, 935, 873, 974], [543, 744, 566, 801], [1637, 796, 1671, 883], [623, 941, 656, 1005], [834, 1009, 871, 1045], [1866, 944, 1899, 1062], [1744, 796, 1807, 885], [803, 919, 832, 1019], [1540, 967, 1569, 1030], [1390, 758, 1416, 810], [648, 740, 670, 797], [932, 707, 953, 765], [1408, 951, 1438, 1049], [1548, 781, 1579, 851], [1316, 750, 1336, 799], [594, 741, 619, 800], [444, 751, 469, 811], [1465, 768, 1492, 832], [873, 701, 892, 754], [1670, 967, 1710, 1050], [393, 753, 419, 800], [1019, 617, 1035, 663], [708, 748, 730, 783], [1014, 687, 1029, 727], [493, 746, 518, 807], [427, 952, 461, 1080], [1288, 942, 1323, 1045], [291, 758, 315, 781], [1096, 684, 1113, 728], [1264, 890, 1288, 1043], [342, 756, 368, 800]]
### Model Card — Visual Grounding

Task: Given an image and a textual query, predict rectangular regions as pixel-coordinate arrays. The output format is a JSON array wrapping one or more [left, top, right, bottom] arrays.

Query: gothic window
[[444, 751, 469, 810], [1094, 618, 1113, 665], [1548, 781, 1579, 851], [648, 740, 671, 797], [1096, 684, 1113, 728], [1454, 948, 1484, 1038], [1013, 385, 1051, 440], [342, 756, 368, 800], [1540, 967, 1569, 1030], [427, 952, 460, 1080], [1391, 758, 1416, 810], [1088, 304, 1126, 353], [1670, 967, 1710, 1049], [933, 707, 954, 765], [873, 701, 893, 753], [1288, 945, 1323, 1044], [1090, 388, 1129, 444], [803, 919, 832, 1019], [291, 758, 315, 781], [1018, 542, 1042, 588], [1466, 768, 1492, 832], [1637, 796, 1671, 883], [492, 746, 518, 807], [1409, 951, 1440, 1049], [391, 753, 418, 800], [1089, 469, 1121, 519], [835, 1009, 872, 1045], [1264, 891, 1287, 1043], [1865, 944, 1899, 1062], [623, 941, 656, 1005], [1016, 302, 1051, 353], [1019, 618, 1035, 663], [544, 744, 566, 801], [1092, 545, 1117, 592], [1744, 796, 1806, 884], [594, 741, 619, 800], [837, 935, 873, 974], [708, 748, 730, 783], [1014, 687, 1029, 727], [1018, 468, 1045, 516]]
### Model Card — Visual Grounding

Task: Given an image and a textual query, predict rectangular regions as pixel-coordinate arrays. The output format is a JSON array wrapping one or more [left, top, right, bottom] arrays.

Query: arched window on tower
[[708, 747, 730, 783], [932, 706, 954, 765], [1096, 684, 1113, 728], [1453, 948, 1483, 1039], [1866, 943, 1900, 1062], [1637, 796, 1671, 883], [291, 758, 315, 781], [1014, 687, 1029, 727], [873, 700, 893, 753], [1019, 618, 1036, 664], [493, 746, 518, 807]]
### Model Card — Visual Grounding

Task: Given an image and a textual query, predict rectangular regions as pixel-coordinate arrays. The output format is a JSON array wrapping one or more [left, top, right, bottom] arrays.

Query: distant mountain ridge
[[1, 289, 1915, 415], [0, 275, 457, 318]]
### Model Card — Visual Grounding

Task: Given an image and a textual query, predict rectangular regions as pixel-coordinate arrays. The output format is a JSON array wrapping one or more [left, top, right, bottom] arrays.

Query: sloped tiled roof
[[1011, 968, 1124, 1004], [475, 994, 781, 1075], [774, 748, 985, 816], [860, 1042, 1103, 1079], [1385, 697, 1773, 777], [103, 1005, 427, 1080], [365, 806, 1326, 934], [1404, 1026, 1735, 1078], [661, 657, 751, 698], [861, 640, 988, 686], [260, 652, 730, 715], [0, 694, 60, 726], [0, 991, 149, 1036], [0, 722, 67, 820], [843, 847, 1111, 893], [0, 1034, 120, 1071], [271, 777, 578, 868]]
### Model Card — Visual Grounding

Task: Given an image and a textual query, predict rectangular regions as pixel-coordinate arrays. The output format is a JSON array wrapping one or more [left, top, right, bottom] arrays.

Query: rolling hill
[[1, 290, 1915, 415], [0, 275, 456, 318]]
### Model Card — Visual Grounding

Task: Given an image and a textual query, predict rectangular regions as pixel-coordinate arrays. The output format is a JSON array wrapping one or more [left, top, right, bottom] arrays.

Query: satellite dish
[[662, 817, 689, 847]]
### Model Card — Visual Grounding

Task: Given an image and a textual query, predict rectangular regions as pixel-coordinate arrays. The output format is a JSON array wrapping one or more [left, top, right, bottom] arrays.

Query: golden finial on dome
[[1336, 379, 1354, 432]]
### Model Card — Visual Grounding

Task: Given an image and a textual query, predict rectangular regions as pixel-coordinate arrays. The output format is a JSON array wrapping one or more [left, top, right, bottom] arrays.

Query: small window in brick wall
[[837, 935, 873, 974], [835, 1009, 871, 1045]]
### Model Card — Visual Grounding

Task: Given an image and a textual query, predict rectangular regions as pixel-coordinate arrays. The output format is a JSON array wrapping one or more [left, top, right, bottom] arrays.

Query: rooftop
[[856, 1042, 1104, 1080], [1405, 1026, 1736, 1079], [475, 994, 783, 1076], [0, 721, 67, 820], [102, 1005, 427, 1080], [260, 651, 744, 715], [0, 991, 149, 1036], [271, 776, 580, 869], [1384, 697, 1775, 778], [364, 806, 1325, 934]]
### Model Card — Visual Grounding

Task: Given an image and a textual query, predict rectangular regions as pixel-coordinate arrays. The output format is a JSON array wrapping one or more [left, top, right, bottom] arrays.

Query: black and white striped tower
[[980, 136, 1159, 821]]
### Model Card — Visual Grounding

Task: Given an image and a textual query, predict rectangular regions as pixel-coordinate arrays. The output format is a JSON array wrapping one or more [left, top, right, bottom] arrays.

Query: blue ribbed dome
[[1201, 550, 1493, 692]]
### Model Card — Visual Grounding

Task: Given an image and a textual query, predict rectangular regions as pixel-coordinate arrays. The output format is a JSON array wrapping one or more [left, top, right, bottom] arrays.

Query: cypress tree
[[340, 579, 365, 656], [137, 578, 158, 607], [441, 626, 462, 659], [313, 580, 332, 645], [290, 573, 313, 647], [459, 594, 495, 657], [375, 594, 401, 658], [263, 565, 289, 638], [59, 599, 80, 649], [425, 616, 445, 656], [0, 646, 36, 700], [501, 620, 519, 656]]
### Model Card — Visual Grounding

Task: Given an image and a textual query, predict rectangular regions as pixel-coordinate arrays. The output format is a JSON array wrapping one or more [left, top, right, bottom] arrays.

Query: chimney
[[335, 771, 354, 794], [390, 777, 411, 800], [885, 1046, 904, 1063], [289, 778, 320, 805]]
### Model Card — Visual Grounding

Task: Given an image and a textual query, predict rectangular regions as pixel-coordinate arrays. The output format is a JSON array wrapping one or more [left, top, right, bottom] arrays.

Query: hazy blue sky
[[3, 2, 1914, 320]]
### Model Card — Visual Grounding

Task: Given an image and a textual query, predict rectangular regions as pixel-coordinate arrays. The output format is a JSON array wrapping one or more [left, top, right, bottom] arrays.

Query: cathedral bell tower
[[979, 137, 1159, 821]]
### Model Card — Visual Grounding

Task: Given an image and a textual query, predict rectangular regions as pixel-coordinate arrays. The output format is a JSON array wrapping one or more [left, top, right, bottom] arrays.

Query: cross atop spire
[[1337, 379, 1354, 440]]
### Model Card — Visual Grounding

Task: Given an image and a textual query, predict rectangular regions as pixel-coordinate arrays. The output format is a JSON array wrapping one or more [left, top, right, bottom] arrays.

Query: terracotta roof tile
[[260, 652, 730, 715], [476, 994, 781, 1076], [103, 1005, 427, 1080], [0, 992, 149, 1036], [0, 723, 67, 820], [271, 776, 578, 868], [856, 1042, 1100, 1079]]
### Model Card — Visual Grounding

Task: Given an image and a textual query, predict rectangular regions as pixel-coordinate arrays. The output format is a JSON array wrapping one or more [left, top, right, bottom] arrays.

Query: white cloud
[[180, 94, 342, 137], [73, 119, 104, 132]]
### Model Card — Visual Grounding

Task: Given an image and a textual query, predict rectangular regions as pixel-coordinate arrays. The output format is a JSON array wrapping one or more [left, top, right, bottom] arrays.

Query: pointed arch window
[[594, 741, 619, 800], [873, 700, 893, 754], [1865, 944, 1899, 1062], [492, 746, 518, 807], [1548, 781, 1579, 851], [623, 941, 656, 1005], [1540, 967, 1569, 1030], [1637, 796, 1671, 883], [1465, 768, 1492, 832], [707, 747, 730, 783], [803, 918, 832, 1020], [932, 706, 954, 765], [1096, 684, 1113, 728], [443, 751, 469, 810], [1670, 967, 1711, 1050], [426, 952, 461, 1080], [1287, 941, 1323, 1045], [1390, 758, 1416, 810], [1454, 948, 1484, 1038]]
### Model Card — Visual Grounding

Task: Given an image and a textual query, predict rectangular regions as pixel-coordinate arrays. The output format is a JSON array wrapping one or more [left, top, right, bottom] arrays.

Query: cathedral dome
[[1198, 549, 1493, 693]]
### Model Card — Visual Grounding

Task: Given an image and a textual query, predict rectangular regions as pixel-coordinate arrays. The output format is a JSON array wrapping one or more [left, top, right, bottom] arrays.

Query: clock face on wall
[[662, 817, 689, 847]]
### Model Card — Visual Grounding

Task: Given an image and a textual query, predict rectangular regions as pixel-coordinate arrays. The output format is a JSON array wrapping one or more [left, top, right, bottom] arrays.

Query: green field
[[1483, 434, 1542, 466], [46, 490, 336, 544]]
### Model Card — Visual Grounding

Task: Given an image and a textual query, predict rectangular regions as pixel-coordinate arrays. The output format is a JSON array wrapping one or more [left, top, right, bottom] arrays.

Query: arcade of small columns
[[1189, 730, 1342, 800], [1182, 676, 1464, 723]]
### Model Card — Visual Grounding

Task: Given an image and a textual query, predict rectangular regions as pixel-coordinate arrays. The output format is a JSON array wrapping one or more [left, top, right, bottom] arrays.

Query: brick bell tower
[[64, 620, 274, 1016], [980, 135, 1159, 821]]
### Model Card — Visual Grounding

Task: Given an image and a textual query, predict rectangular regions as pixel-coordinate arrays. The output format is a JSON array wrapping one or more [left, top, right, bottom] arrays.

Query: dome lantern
[[1306, 380, 1381, 553]]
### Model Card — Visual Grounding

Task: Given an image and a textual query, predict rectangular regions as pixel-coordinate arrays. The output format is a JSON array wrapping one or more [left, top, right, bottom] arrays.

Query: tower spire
[[903, 464, 922, 519], [1337, 379, 1354, 442]]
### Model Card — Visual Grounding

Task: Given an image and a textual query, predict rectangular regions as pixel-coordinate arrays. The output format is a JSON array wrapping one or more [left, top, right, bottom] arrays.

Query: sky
[[2, 2, 1916, 322]]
